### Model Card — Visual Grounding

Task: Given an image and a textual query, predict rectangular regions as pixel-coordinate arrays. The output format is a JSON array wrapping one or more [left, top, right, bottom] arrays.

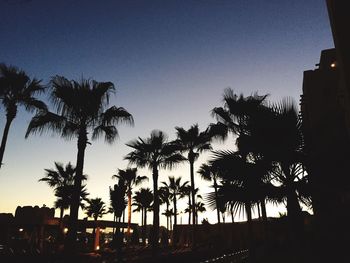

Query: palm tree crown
[[0, 63, 46, 168]]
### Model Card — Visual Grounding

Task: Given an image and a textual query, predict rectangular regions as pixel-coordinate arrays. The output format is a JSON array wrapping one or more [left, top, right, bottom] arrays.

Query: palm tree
[[133, 188, 153, 245], [161, 176, 188, 227], [195, 201, 206, 225], [198, 164, 221, 224], [109, 182, 127, 236], [112, 168, 148, 237], [85, 197, 108, 246], [0, 63, 46, 168], [175, 124, 212, 226], [182, 185, 192, 224], [159, 186, 171, 231], [25, 76, 133, 251], [125, 130, 185, 251], [39, 162, 87, 222]]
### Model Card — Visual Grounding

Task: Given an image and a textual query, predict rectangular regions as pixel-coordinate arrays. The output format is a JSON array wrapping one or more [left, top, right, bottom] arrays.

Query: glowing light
[[19, 228, 23, 232], [64, 228, 68, 234], [331, 62, 336, 68], [96, 245, 100, 250]]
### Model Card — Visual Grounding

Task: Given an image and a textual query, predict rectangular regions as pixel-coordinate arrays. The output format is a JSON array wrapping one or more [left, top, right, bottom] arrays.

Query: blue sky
[[0, 0, 333, 225]]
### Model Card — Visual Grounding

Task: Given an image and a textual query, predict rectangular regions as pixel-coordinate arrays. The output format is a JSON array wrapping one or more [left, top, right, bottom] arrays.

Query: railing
[[199, 249, 249, 263]]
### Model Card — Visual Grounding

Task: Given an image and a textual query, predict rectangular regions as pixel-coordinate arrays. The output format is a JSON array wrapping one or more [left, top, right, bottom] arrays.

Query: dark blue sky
[[0, 0, 333, 223]]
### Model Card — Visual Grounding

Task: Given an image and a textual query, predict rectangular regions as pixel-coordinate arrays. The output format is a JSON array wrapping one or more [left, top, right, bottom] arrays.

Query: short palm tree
[[112, 168, 148, 237], [195, 201, 206, 224], [39, 162, 87, 222], [174, 124, 212, 225], [0, 63, 46, 168], [25, 76, 133, 251], [109, 182, 127, 236], [125, 130, 185, 251], [159, 186, 171, 231], [198, 163, 221, 224], [161, 176, 188, 227], [133, 188, 153, 245], [85, 197, 108, 244]]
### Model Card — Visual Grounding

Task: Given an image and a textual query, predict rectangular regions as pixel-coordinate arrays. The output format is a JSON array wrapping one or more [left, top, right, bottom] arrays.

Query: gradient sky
[[0, 0, 334, 226]]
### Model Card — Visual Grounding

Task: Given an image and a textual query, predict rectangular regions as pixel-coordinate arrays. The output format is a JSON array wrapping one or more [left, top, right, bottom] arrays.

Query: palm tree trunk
[[173, 196, 177, 226], [260, 199, 267, 222], [151, 165, 159, 252], [65, 130, 87, 254], [59, 207, 64, 228], [188, 194, 191, 225], [143, 208, 146, 245], [189, 159, 196, 225], [189, 153, 198, 249], [173, 195, 178, 246], [0, 113, 15, 169], [127, 190, 132, 237], [122, 209, 125, 233], [213, 178, 220, 224], [230, 208, 234, 223]]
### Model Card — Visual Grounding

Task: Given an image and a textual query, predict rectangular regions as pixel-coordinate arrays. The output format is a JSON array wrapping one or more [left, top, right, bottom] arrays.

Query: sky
[[0, 0, 334, 226]]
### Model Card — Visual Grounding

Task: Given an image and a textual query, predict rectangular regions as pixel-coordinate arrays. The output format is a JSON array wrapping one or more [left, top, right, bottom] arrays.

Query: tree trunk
[[127, 190, 132, 237], [122, 209, 125, 233], [0, 111, 15, 169], [230, 208, 234, 223], [143, 208, 146, 245], [260, 199, 267, 222], [59, 207, 64, 228], [173, 195, 178, 246], [188, 194, 191, 225], [151, 164, 159, 253], [189, 153, 197, 249], [65, 129, 87, 254], [189, 158, 196, 225], [213, 178, 220, 224]]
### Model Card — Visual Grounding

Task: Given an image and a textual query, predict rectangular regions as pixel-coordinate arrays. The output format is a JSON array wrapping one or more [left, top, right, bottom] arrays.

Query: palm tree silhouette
[[174, 124, 212, 226], [198, 164, 221, 224], [125, 130, 185, 252], [109, 182, 127, 233], [85, 197, 108, 247], [0, 63, 46, 169], [112, 168, 148, 238], [161, 176, 188, 227], [25, 76, 133, 252], [133, 188, 153, 245], [39, 162, 87, 223], [159, 186, 171, 231], [195, 201, 206, 224]]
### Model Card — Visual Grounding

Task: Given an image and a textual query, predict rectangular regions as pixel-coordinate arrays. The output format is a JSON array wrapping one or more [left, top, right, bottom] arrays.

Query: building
[[301, 47, 350, 260]]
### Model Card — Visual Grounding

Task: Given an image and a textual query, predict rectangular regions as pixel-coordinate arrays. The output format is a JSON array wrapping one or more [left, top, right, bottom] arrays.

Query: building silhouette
[[300, 1, 350, 258]]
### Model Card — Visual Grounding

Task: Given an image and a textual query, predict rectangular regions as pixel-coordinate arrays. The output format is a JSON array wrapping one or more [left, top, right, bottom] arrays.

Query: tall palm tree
[[198, 164, 221, 224], [161, 176, 188, 227], [25, 76, 133, 252], [125, 130, 185, 251], [175, 124, 212, 226], [85, 197, 108, 246], [133, 188, 153, 245], [112, 168, 148, 237], [39, 162, 87, 222], [0, 63, 46, 168]]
